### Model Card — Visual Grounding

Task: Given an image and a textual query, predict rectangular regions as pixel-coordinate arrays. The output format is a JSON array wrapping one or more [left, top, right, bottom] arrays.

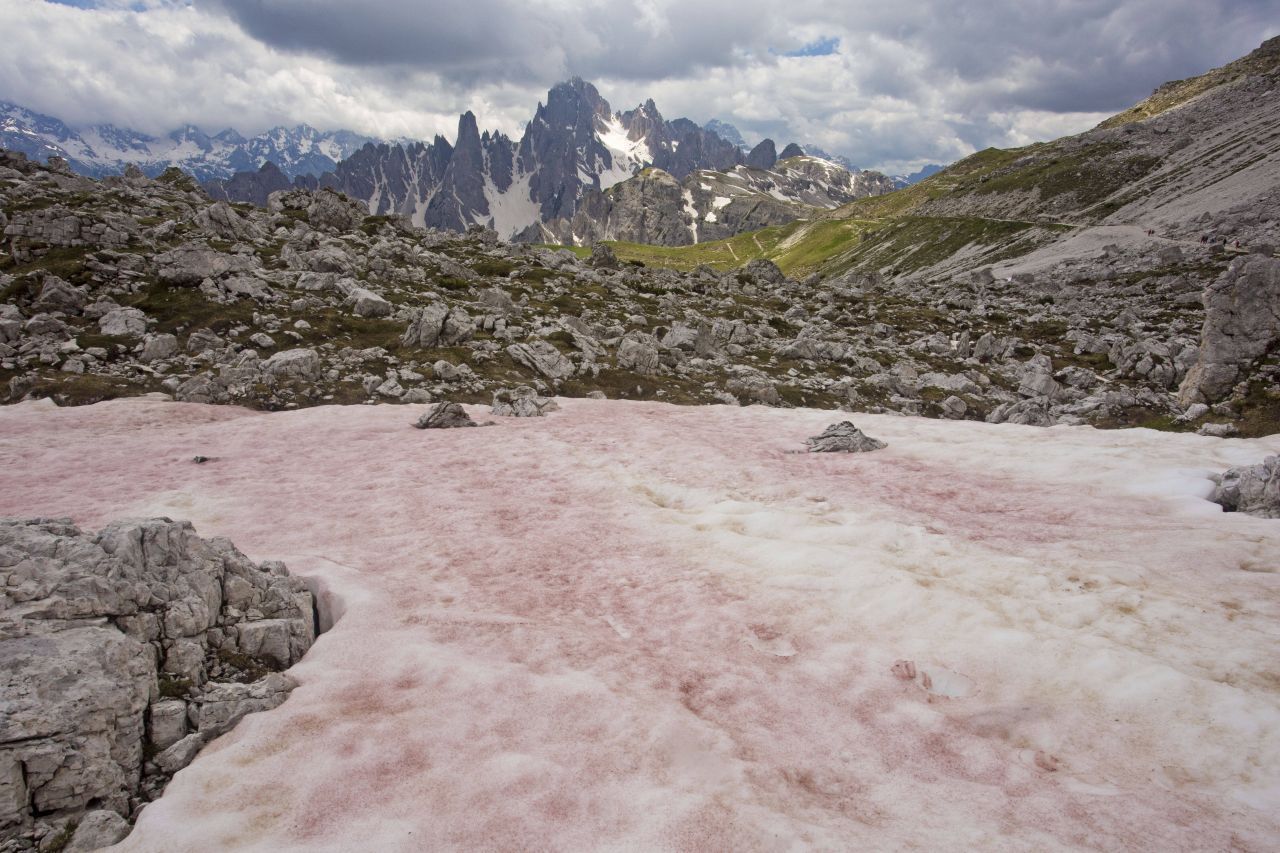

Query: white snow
[[682, 188, 699, 243], [1, 398, 1279, 850], [712, 195, 732, 210], [595, 115, 652, 190], [483, 172, 541, 239]]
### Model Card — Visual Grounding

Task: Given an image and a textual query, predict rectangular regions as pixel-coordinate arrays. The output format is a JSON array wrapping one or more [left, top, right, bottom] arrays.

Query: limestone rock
[[1179, 255, 1280, 405], [506, 341, 575, 381], [65, 810, 131, 851], [98, 307, 148, 337], [347, 287, 393, 318], [805, 421, 887, 453], [1212, 455, 1280, 518], [139, 333, 179, 363], [32, 277, 86, 315], [402, 304, 474, 348], [414, 401, 476, 429], [588, 243, 620, 270], [263, 348, 321, 382], [156, 242, 259, 286], [0, 518, 315, 848], [491, 386, 559, 417], [616, 333, 661, 375]]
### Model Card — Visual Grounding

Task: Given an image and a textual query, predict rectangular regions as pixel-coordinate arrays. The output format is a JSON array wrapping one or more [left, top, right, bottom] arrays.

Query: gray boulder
[[413, 401, 476, 429], [743, 258, 785, 285], [616, 333, 661, 375], [66, 809, 132, 851], [588, 243, 620, 270], [306, 190, 366, 234], [140, 333, 179, 363], [32, 277, 87, 314], [1179, 254, 1280, 405], [98, 307, 148, 337], [491, 386, 559, 417], [402, 304, 474, 348], [1212, 456, 1280, 518], [506, 341, 575, 381], [156, 242, 258, 286], [346, 287, 393, 318], [806, 421, 887, 453], [263, 348, 321, 382]]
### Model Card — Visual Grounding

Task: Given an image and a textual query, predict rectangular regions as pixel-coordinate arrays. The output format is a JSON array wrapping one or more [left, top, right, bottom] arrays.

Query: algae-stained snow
[[1, 397, 1279, 851]]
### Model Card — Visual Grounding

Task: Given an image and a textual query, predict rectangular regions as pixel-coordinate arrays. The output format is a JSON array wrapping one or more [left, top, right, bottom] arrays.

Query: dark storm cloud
[[204, 0, 765, 83], [2, 0, 1276, 172]]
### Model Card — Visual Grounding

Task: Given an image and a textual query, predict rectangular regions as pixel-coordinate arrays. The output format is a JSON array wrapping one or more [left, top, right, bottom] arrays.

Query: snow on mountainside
[[531, 153, 898, 247], [0, 101, 371, 181]]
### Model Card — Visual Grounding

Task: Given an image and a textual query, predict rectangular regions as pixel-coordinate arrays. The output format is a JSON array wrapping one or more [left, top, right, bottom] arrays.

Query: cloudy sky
[[1, 0, 1275, 174]]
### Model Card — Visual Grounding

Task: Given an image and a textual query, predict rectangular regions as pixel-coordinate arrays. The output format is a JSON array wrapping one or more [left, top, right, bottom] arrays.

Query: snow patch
[[484, 172, 541, 239], [595, 115, 653, 190]]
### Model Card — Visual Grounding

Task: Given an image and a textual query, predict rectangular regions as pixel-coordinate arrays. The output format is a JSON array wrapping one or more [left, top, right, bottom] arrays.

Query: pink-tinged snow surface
[[3, 397, 1280, 851]]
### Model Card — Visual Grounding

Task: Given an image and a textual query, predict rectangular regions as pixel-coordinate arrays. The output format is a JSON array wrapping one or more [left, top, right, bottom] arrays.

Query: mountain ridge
[[0, 101, 372, 181]]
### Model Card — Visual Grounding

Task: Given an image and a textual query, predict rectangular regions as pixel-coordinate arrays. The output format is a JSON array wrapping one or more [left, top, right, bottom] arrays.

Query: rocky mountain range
[[201, 81, 899, 243], [4, 89, 906, 247], [0, 101, 371, 181], [218, 79, 787, 239]]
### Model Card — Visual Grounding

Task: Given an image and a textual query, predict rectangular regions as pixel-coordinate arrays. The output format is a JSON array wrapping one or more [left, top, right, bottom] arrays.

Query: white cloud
[[1, 0, 1275, 173]]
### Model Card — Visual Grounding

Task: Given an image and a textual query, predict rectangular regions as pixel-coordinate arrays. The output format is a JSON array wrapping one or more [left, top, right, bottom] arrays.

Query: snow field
[[0, 397, 1277, 850]]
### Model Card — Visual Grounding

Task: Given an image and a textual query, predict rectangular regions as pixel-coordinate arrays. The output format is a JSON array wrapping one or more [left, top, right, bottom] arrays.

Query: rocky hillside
[[0, 102, 371, 181], [528, 156, 897, 247], [640, 36, 1279, 286], [1, 147, 1275, 436]]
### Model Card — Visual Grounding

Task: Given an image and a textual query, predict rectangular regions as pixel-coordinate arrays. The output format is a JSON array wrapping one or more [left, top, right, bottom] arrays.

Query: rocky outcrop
[[211, 79, 748, 238], [1178, 254, 1280, 406], [491, 386, 558, 417], [0, 517, 315, 850], [413, 401, 476, 429], [805, 422, 887, 453], [1212, 455, 1280, 518]]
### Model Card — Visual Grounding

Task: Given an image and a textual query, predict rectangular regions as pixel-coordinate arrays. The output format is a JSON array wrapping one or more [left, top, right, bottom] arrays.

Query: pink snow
[[2, 396, 1280, 851]]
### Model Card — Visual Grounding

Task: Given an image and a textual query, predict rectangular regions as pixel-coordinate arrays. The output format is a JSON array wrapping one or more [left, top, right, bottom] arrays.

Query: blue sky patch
[[784, 37, 839, 58]]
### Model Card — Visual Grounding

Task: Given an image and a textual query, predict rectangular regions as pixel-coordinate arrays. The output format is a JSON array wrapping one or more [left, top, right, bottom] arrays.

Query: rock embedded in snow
[[1212, 455, 1280, 518], [0, 517, 315, 847], [65, 810, 132, 851], [805, 421, 887, 453], [414, 401, 476, 429], [491, 386, 559, 417]]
